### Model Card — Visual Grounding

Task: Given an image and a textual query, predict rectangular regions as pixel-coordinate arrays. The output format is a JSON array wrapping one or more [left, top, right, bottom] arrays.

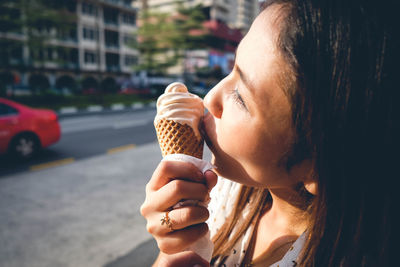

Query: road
[[0, 109, 164, 267], [0, 108, 158, 177]]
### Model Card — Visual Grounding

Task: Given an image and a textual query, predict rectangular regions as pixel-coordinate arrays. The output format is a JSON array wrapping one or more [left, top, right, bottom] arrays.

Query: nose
[[204, 81, 224, 119]]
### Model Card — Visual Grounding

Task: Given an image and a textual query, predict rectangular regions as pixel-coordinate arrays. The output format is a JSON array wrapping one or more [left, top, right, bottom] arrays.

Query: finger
[[150, 179, 209, 211], [167, 206, 210, 231], [149, 206, 209, 235], [204, 170, 218, 191], [157, 223, 209, 254], [140, 179, 209, 218], [147, 161, 204, 192], [158, 251, 210, 267]]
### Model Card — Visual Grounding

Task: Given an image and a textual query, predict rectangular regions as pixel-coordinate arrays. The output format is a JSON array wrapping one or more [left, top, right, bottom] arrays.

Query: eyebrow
[[234, 64, 256, 96]]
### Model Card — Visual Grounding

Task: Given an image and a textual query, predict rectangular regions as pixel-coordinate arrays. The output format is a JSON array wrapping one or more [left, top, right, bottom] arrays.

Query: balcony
[[104, 19, 119, 27], [63, 63, 79, 70], [100, 0, 136, 11], [106, 65, 121, 72], [105, 44, 120, 50], [9, 58, 24, 66]]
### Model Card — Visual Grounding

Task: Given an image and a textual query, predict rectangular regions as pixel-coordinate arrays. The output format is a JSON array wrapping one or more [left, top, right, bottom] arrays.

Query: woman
[[141, 0, 398, 266]]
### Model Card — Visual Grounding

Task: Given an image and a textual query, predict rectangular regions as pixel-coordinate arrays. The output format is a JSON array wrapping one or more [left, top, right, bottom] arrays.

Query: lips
[[200, 113, 215, 149]]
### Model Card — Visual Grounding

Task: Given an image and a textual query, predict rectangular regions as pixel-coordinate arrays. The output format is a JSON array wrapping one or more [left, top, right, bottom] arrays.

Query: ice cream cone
[[155, 118, 204, 159], [154, 82, 204, 159], [154, 82, 213, 261]]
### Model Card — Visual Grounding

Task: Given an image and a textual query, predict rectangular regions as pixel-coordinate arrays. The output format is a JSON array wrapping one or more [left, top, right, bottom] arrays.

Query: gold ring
[[160, 211, 174, 230]]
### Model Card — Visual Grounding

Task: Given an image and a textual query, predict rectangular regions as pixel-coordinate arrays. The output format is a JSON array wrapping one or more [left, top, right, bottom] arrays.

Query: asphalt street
[[0, 108, 163, 267], [0, 140, 161, 267], [0, 107, 215, 267], [0, 108, 158, 177], [0, 107, 214, 267]]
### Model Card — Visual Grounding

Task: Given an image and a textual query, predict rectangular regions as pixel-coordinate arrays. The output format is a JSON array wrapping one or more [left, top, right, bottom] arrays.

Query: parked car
[[0, 98, 61, 159]]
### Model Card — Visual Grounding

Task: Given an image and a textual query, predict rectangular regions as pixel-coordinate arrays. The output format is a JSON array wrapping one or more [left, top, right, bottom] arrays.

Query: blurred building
[[143, 0, 260, 33], [0, 0, 139, 94], [139, 0, 258, 83]]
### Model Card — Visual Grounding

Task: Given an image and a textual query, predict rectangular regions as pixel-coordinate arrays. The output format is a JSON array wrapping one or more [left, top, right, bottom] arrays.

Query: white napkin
[[162, 153, 215, 262]]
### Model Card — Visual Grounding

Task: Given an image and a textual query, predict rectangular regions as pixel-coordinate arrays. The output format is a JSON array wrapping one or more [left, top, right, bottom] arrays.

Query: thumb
[[204, 170, 218, 191]]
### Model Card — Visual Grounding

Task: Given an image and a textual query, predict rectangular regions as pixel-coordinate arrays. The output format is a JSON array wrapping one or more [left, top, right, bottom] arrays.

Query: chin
[[209, 151, 252, 185]]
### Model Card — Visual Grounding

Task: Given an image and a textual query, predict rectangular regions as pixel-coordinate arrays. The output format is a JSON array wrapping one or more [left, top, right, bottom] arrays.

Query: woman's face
[[203, 7, 306, 188]]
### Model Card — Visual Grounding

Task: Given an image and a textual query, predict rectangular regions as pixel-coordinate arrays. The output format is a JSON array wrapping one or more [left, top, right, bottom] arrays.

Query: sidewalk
[[0, 142, 161, 267], [57, 101, 157, 118]]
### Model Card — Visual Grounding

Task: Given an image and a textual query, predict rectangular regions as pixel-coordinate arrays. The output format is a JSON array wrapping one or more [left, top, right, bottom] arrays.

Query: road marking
[[30, 158, 75, 171], [107, 144, 136, 154]]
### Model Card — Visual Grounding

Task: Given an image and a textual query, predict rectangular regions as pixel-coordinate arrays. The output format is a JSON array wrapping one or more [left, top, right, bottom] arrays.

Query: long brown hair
[[212, 0, 398, 266], [279, 0, 398, 265], [211, 186, 270, 264]]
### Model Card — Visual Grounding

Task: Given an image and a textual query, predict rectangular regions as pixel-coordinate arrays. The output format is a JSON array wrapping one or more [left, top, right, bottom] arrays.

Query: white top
[[208, 177, 306, 267]]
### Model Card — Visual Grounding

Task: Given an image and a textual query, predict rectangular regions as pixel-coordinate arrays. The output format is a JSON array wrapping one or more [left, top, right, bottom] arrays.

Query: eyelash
[[231, 86, 247, 110]]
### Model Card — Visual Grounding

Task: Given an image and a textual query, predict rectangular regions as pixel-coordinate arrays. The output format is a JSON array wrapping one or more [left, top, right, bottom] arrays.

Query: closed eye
[[231, 85, 248, 110]]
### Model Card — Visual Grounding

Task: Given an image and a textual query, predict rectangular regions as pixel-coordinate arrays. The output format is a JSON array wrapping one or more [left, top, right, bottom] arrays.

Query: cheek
[[214, 110, 295, 183], [216, 104, 252, 155]]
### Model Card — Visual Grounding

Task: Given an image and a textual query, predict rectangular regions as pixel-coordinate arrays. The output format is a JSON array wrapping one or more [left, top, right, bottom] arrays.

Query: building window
[[84, 51, 97, 64], [47, 48, 53, 60], [122, 13, 136, 25], [10, 45, 23, 61], [104, 7, 119, 25], [105, 30, 119, 48], [123, 0, 133, 7], [123, 34, 136, 46], [83, 27, 98, 41], [124, 55, 137, 66], [82, 2, 98, 16]]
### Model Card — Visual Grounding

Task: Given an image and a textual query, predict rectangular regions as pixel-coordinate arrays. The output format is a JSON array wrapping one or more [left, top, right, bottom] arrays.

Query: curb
[[57, 101, 156, 118]]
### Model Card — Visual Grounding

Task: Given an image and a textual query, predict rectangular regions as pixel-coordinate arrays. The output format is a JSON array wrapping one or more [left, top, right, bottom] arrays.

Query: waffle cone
[[155, 119, 204, 159]]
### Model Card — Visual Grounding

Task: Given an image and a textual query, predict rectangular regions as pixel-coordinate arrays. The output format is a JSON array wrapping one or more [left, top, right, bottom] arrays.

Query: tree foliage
[[134, 2, 207, 75], [174, 3, 208, 50], [135, 10, 178, 75]]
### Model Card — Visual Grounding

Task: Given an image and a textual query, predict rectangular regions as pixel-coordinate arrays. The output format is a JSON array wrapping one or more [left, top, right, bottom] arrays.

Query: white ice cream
[[154, 82, 204, 141]]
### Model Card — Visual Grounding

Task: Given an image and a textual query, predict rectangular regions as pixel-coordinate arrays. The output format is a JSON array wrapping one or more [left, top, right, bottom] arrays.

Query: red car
[[0, 98, 61, 159]]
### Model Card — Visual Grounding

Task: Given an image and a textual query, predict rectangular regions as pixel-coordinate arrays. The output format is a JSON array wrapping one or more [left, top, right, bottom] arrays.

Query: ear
[[296, 159, 317, 195], [290, 159, 317, 195], [303, 180, 317, 195]]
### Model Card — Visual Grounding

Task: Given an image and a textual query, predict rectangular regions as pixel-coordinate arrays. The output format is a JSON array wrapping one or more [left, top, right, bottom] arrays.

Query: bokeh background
[[0, 1, 261, 266]]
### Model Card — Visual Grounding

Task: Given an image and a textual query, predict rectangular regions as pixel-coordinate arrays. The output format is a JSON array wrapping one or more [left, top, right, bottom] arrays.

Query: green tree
[[174, 3, 207, 51], [134, 2, 207, 76], [134, 9, 180, 75]]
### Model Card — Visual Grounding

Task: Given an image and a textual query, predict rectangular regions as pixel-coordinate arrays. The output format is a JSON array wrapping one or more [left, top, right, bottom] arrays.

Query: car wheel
[[9, 134, 40, 160]]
